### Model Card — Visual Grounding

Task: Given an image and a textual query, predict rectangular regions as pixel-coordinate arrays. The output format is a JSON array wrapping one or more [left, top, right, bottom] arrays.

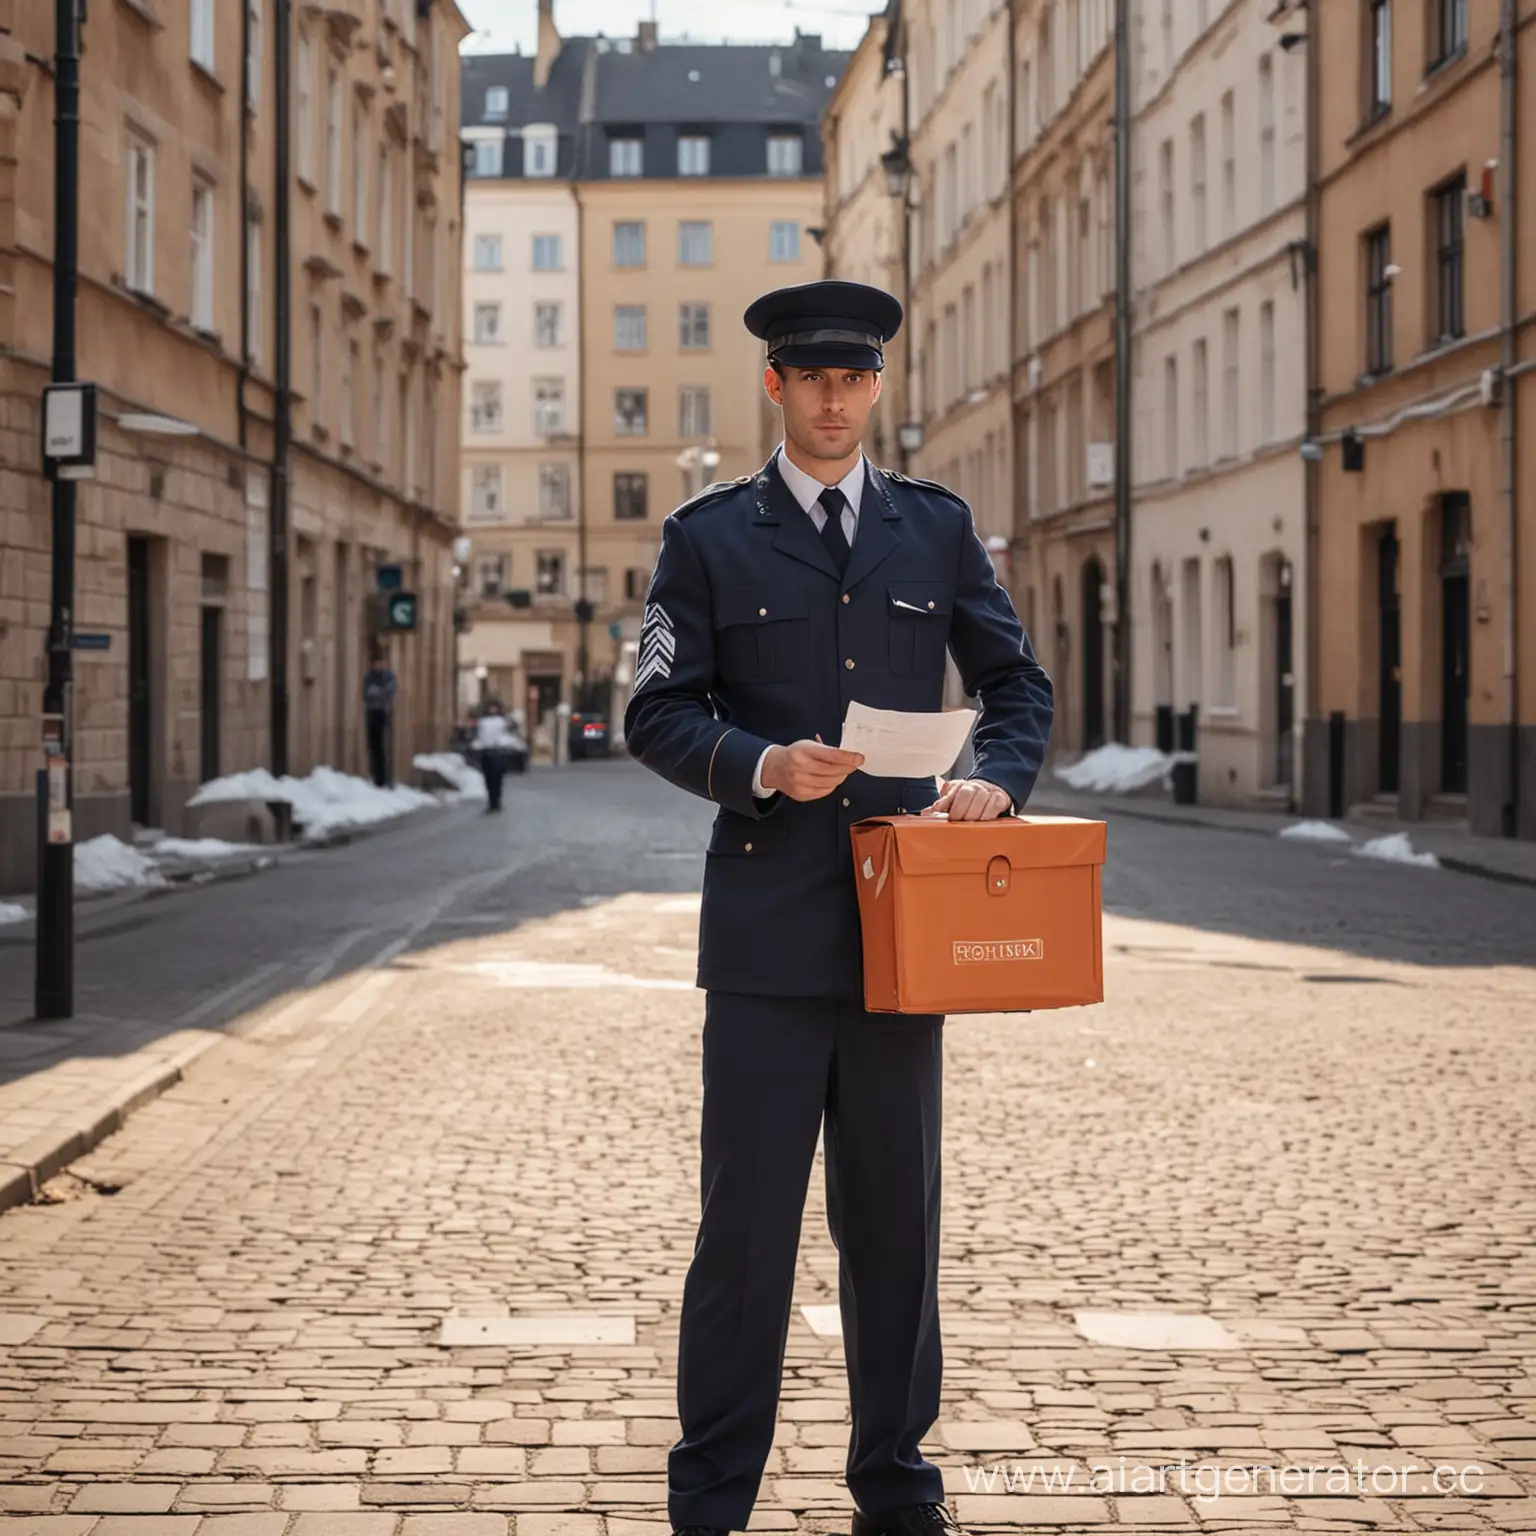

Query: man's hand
[[760, 739, 865, 802], [924, 778, 1012, 821]]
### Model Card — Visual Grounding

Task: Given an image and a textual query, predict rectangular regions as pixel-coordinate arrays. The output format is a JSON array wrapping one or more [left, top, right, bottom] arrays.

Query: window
[[614, 472, 649, 520], [532, 233, 561, 270], [484, 85, 509, 120], [472, 232, 502, 271], [341, 337, 357, 448], [614, 388, 648, 435], [1214, 556, 1236, 706], [1220, 91, 1236, 238], [190, 0, 214, 69], [470, 380, 502, 433], [1431, 0, 1467, 67], [376, 144, 393, 273], [325, 66, 342, 216], [476, 554, 507, 599], [534, 301, 561, 347], [624, 567, 652, 602], [767, 133, 803, 176], [247, 0, 262, 109], [1258, 55, 1275, 216], [679, 303, 710, 350], [471, 137, 503, 178], [1365, 223, 1393, 373], [678, 135, 710, 176], [1189, 114, 1207, 256], [536, 550, 566, 596], [1191, 338, 1209, 467], [533, 377, 565, 434], [539, 463, 572, 519], [613, 221, 645, 267], [679, 385, 711, 437], [1259, 299, 1276, 443], [1368, 0, 1392, 116], [580, 567, 609, 605], [678, 220, 712, 265], [1158, 138, 1175, 275], [296, 29, 314, 182], [1222, 307, 1240, 457], [614, 305, 647, 351], [190, 180, 214, 330], [1163, 354, 1178, 478], [309, 301, 324, 427], [371, 348, 385, 464], [1161, 0, 1175, 77], [609, 135, 643, 177], [769, 220, 800, 262], [1432, 174, 1466, 343], [245, 211, 261, 366], [125, 133, 155, 295], [523, 125, 557, 177], [353, 103, 369, 234], [473, 302, 502, 344]]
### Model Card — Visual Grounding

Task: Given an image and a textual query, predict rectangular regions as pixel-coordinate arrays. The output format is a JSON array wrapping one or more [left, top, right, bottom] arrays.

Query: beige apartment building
[[1009, 0, 1116, 758], [457, 14, 844, 732], [0, 0, 466, 892], [1127, 0, 1309, 805], [1311, 0, 1534, 839]]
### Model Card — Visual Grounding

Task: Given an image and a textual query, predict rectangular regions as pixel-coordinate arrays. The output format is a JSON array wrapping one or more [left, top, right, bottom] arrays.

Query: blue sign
[[377, 563, 404, 592], [71, 632, 111, 651]]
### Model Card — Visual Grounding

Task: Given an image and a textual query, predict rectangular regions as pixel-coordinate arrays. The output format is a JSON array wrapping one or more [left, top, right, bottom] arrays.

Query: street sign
[[385, 591, 418, 631], [377, 563, 405, 591], [70, 632, 111, 651], [608, 621, 622, 641], [574, 598, 595, 624], [42, 381, 96, 480]]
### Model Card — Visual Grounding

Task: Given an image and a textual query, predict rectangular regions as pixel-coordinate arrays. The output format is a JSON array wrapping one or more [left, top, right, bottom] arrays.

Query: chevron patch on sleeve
[[632, 603, 676, 692]]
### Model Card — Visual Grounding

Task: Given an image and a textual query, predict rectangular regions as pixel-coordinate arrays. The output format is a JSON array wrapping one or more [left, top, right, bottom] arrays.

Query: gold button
[[842, 593, 851, 604], [759, 607, 768, 616], [845, 657, 855, 670], [928, 600, 936, 610], [842, 797, 850, 808], [744, 841, 753, 852]]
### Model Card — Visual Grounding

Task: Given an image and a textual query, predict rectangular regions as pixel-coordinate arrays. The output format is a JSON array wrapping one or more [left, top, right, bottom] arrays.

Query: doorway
[[127, 536, 153, 826], [1439, 493, 1470, 794], [1377, 525, 1401, 795], [1081, 556, 1106, 750], [1273, 558, 1295, 787], [200, 605, 222, 783]]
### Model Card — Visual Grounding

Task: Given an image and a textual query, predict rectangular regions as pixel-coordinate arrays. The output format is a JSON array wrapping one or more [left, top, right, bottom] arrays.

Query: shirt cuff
[[751, 745, 774, 799]]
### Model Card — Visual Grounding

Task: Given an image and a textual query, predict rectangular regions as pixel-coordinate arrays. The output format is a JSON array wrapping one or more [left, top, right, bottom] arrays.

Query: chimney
[[637, 19, 658, 51], [535, 0, 561, 90]]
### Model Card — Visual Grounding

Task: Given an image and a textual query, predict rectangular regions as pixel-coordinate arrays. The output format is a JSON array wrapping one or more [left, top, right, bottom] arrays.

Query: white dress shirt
[[749, 448, 866, 798]]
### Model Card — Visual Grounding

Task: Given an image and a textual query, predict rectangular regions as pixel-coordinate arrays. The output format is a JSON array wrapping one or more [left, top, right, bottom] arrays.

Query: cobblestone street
[[0, 763, 1533, 1535]]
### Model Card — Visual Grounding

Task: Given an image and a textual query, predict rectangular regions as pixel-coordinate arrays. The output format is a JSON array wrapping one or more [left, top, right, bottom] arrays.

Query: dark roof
[[460, 44, 586, 132]]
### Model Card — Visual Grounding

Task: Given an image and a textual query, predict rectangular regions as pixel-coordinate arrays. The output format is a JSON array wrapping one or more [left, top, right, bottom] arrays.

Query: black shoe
[[852, 1503, 963, 1536], [673, 1527, 730, 1536]]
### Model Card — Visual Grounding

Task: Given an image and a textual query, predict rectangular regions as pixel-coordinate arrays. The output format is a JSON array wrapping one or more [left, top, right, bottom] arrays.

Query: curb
[[0, 1032, 222, 1217]]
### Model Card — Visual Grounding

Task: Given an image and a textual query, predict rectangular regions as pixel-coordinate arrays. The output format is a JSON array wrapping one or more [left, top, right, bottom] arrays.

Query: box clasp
[[986, 854, 1011, 896]]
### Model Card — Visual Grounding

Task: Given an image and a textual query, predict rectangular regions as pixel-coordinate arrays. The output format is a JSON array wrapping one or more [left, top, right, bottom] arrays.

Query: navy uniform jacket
[[624, 452, 1055, 1000]]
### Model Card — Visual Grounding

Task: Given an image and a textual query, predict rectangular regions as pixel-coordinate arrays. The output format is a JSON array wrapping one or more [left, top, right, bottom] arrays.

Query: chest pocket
[[714, 586, 811, 684], [887, 582, 954, 678]]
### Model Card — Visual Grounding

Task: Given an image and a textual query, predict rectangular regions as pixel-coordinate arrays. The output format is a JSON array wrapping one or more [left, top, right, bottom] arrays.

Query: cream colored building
[[1009, 0, 1116, 758], [0, 0, 467, 892], [1127, 0, 1309, 806], [457, 16, 843, 731]]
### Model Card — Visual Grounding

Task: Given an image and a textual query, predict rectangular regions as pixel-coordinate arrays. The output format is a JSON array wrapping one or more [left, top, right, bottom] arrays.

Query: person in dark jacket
[[362, 654, 397, 787], [623, 280, 1054, 1536]]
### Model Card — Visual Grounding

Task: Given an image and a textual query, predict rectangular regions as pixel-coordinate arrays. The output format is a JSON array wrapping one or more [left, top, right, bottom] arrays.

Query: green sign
[[386, 592, 418, 631]]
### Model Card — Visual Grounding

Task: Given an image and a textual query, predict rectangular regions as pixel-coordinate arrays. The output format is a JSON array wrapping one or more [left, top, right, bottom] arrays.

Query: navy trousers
[[669, 992, 946, 1530]]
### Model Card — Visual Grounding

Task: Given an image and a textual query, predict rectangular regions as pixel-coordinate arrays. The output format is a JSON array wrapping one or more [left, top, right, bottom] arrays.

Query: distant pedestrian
[[475, 701, 516, 812], [363, 654, 397, 787]]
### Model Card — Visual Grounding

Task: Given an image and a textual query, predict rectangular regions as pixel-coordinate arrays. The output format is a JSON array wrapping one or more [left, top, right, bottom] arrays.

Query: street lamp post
[[880, 129, 919, 473]]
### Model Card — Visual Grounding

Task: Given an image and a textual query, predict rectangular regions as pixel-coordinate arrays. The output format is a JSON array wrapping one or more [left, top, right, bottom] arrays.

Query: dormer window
[[609, 135, 644, 177], [523, 124, 558, 178], [484, 85, 509, 121]]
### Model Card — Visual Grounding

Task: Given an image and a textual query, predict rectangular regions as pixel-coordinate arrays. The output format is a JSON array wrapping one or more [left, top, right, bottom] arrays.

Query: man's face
[[765, 364, 883, 463]]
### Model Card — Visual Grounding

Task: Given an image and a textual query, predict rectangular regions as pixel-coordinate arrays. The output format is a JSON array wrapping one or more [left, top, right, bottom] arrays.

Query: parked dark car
[[568, 711, 610, 761]]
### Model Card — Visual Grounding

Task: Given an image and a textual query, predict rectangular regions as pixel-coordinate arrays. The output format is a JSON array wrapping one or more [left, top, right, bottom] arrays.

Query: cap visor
[[771, 343, 884, 371]]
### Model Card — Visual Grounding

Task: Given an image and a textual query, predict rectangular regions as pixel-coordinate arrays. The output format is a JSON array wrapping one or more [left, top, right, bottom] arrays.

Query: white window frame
[[470, 463, 504, 522], [341, 337, 358, 448], [679, 302, 710, 350], [371, 347, 386, 466], [325, 66, 343, 217], [352, 100, 369, 239], [245, 211, 261, 367], [523, 124, 557, 177], [190, 0, 215, 71], [679, 384, 711, 437], [470, 379, 503, 434], [678, 134, 710, 176], [539, 462, 572, 520], [769, 220, 799, 262], [678, 220, 712, 265], [533, 377, 565, 435], [532, 233, 561, 271], [472, 232, 503, 271], [534, 301, 561, 347], [767, 133, 803, 176], [296, 28, 315, 184], [614, 305, 647, 351], [376, 142, 393, 273], [472, 137, 504, 178], [614, 388, 648, 436], [190, 178, 215, 331], [309, 301, 325, 428], [613, 220, 646, 267], [609, 136, 643, 177], [473, 302, 502, 345], [246, 0, 262, 109], [125, 132, 156, 296], [484, 85, 509, 121]]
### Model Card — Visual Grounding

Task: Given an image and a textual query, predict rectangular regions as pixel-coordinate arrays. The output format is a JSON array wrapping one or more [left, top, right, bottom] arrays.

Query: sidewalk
[[1029, 778, 1536, 886]]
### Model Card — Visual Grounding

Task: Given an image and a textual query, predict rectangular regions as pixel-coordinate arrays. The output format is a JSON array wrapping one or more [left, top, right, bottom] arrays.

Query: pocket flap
[[715, 585, 810, 628], [887, 581, 954, 617], [707, 815, 790, 855]]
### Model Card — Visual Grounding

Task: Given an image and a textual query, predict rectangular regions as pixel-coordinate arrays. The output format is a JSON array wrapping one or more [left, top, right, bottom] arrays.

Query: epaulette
[[671, 474, 754, 518], [879, 467, 970, 507]]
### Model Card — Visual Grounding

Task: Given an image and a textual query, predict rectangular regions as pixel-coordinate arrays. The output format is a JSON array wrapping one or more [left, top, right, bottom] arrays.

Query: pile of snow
[[0, 902, 28, 926], [189, 764, 438, 841], [1053, 743, 1173, 795], [152, 837, 258, 861], [74, 834, 167, 893], [1353, 832, 1440, 870], [1279, 820, 1353, 844], [413, 752, 487, 801]]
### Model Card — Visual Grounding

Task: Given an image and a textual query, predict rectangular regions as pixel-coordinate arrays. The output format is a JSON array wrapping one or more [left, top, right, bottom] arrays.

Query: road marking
[[174, 959, 285, 1028], [319, 969, 396, 1025]]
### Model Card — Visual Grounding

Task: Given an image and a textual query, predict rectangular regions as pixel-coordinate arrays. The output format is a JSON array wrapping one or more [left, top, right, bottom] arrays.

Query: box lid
[[856, 814, 1107, 876]]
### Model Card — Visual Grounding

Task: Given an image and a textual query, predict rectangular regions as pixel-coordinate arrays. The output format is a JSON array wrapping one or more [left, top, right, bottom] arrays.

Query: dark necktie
[[818, 486, 851, 577]]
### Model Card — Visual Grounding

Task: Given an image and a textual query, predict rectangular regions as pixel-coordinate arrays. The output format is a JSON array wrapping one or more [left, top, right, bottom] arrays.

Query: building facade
[[1009, 0, 1116, 760], [1310, 0, 1534, 839], [457, 11, 842, 734], [1127, 0, 1309, 805], [0, 0, 467, 892]]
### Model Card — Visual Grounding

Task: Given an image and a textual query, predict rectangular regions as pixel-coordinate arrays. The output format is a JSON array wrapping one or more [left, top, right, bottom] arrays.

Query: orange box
[[851, 814, 1106, 1014]]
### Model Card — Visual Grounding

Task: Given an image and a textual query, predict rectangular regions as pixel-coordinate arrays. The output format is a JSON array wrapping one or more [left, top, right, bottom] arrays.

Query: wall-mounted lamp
[[897, 421, 925, 454], [881, 132, 914, 201]]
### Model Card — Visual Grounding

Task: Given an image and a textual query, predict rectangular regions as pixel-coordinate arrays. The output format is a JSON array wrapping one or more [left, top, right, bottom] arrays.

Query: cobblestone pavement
[[0, 763, 1533, 1535]]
